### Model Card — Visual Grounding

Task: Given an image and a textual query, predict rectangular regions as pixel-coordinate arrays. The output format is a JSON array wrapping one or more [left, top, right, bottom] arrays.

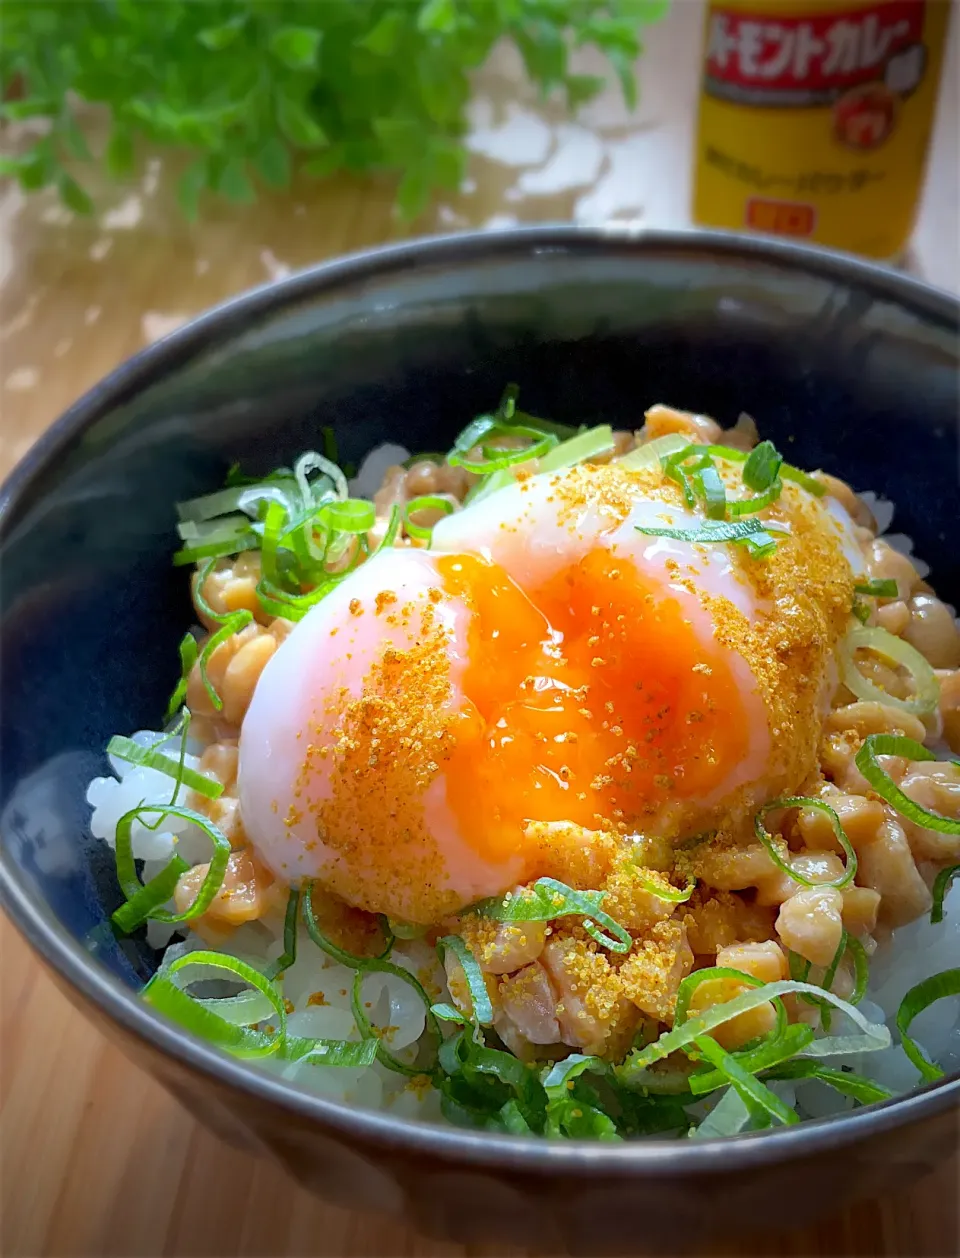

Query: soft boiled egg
[[239, 461, 857, 924]]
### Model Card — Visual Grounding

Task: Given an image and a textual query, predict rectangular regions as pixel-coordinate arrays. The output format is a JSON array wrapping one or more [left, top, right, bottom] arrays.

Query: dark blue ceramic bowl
[[1, 228, 958, 1252]]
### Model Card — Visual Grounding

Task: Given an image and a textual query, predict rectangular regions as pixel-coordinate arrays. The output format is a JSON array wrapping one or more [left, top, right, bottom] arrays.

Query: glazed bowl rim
[[2, 225, 958, 1176]]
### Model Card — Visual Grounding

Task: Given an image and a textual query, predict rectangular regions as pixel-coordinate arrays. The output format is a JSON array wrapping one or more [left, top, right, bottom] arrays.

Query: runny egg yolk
[[438, 549, 759, 870]]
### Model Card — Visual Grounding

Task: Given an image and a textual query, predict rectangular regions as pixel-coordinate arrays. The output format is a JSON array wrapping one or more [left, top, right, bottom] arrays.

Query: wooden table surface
[[2, 6, 959, 1256]]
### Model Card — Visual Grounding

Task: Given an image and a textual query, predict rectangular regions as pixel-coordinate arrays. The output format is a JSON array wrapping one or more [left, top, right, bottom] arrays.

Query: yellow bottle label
[[693, 0, 950, 258]]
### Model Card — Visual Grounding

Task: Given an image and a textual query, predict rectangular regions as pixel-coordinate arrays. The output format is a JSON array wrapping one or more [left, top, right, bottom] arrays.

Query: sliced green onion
[[438, 1028, 547, 1132], [635, 517, 784, 559], [114, 803, 231, 926], [112, 854, 190, 934], [852, 600, 871, 625], [450, 425, 558, 474], [165, 633, 199, 721], [847, 933, 870, 1005], [762, 1059, 895, 1106], [855, 735, 959, 834], [377, 504, 402, 552], [320, 498, 376, 534], [896, 968, 960, 1082], [742, 441, 783, 492], [618, 980, 890, 1081], [173, 533, 261, 566], [855, 578, 899, 599], [295, 450, 347, 504], [474, 877, 632, 954], [537, 425, 615, 473], [431, 1002, 469, 1025], [388, 917, 428, 940], [351, 961, 440, 1077], [259, 499, 288, 587], [755, 797, 857, 889], [541, 1054, 620, 1141], [632, 870, 695, 903], [678, 442, 827, 498], [618, 433, 692, 472], [106, 735, 223, 801], [673, 966, 783, 1036], [403, 494, 455, 542], [436, 936, 493, 1026], [177, 485, 253, 524], [695, 460, 728, 520], [840, 625, 940, 718], [279, 1036, 378, 1069], [301, 880, 393, 967], [726, 479, 783, 518], [693, 1035, 798, 1126], [144, 951, 285, 1059], [177, 514, 253, 543], [197, 610, 254, 712], [265, 887, 301, 980], [689, 1023, 816, 1095], [499, 1099, 535, 1135], [692, 1086, 752, 1138], [931, 864, 959, 924]]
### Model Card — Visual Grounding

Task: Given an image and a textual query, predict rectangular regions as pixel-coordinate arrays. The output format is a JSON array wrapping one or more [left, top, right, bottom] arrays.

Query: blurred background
[[1, 0, 957, 485]]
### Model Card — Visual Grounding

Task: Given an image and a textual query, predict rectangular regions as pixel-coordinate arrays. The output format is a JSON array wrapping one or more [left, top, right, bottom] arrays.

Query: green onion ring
[[674, 966, 786, 1045], [855, 734, 960, 834], [895, 968, 960, 1082], [319, 498, 376, 534], [197, 610, 254, 712], [301, 880, 394, 967], [351, 960, 441, 1077], [931, 864, 959, 924], [449, 425, 558, 473], [840, 625, 940, 718], [403, 494, 455, 542], [436, 936, 493, 1026], [754, 797, 857, 889], [295, 451, 347, 505], [144, 951, 286, 1059], [265, 886, 301, 980], [726, 479, 783, 518], [114, 802, 231, 925]]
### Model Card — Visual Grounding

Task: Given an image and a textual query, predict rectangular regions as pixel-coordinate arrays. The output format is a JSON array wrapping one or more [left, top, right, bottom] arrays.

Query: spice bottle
[[692, 0, 951, 259]]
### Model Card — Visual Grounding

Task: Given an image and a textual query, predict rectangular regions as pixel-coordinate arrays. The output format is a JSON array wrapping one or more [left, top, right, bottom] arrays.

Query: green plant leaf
[[357, 11, 405, 55], [418, 0, 458, 34], [253, 136, 292, 189], [276, 94, 328, 149], [58, 111, 91, 162], [0, 96, 57, 121], [58, 172, 93, 214], [178, 158, 209, 221], [218, 156, 255, 203], [197, 17, 247, 51], [105, 125, 135, 178], [270, 26, 322, 71]]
